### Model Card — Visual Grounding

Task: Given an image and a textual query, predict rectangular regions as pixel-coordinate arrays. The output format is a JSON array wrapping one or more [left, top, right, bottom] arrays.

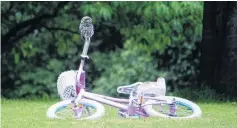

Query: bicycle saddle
[[117, 82, 143, 94], [117, 77, 166, 96]]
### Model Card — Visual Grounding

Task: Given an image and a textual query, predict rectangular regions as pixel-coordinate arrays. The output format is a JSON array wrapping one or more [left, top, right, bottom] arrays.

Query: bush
[[2, 1, 203, 98], [91, 2, 203, 96]]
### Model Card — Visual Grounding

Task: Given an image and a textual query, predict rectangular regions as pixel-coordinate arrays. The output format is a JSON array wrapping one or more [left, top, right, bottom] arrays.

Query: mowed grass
[[1, 98, 237, 128]]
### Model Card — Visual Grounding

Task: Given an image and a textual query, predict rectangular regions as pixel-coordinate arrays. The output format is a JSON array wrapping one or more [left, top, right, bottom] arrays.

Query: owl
[[79, 16, 94, 40]]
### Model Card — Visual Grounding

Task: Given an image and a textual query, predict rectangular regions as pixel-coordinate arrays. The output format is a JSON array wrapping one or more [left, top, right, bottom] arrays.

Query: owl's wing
[[79, 24, 85, 40], [91, 25, 94, 36], [79, 24, 83, 33], [88, 25, 94, 37]]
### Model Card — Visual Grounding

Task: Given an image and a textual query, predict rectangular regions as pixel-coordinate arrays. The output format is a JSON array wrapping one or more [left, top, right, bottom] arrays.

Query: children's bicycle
[[47, 16, 202, 120]]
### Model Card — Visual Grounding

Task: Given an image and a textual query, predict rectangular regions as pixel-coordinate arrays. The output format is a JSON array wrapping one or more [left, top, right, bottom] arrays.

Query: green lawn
[[1, 99, 237, 128]]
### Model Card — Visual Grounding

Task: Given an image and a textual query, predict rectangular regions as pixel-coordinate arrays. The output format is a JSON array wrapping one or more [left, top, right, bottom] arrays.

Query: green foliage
[[91, 2, 203, 95], [1, 1, 203, 98], [91, 49, 160, 96]]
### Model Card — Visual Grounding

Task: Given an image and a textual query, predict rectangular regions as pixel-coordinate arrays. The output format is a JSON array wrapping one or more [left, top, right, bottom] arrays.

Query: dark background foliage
[[1, 1, 236, 99]]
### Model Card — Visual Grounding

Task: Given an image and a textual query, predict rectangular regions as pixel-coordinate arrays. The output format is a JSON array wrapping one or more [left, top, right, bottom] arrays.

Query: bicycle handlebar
[[76, 16, 94, 89]]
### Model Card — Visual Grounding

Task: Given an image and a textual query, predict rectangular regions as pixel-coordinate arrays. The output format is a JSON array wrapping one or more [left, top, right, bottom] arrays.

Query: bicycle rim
[[47, 99, 105, 120], [144, 96, 202, 119]]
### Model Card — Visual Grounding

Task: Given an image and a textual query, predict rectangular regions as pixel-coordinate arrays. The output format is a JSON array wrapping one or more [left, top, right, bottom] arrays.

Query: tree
[[200, 2, 237, 97]]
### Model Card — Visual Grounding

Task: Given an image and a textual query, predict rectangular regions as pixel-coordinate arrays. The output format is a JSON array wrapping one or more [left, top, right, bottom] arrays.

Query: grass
[[1, 98, 237, 128]]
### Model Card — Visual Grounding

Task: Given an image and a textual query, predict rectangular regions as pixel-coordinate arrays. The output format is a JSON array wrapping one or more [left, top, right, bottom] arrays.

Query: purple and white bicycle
[[47, 16, 202, 120]]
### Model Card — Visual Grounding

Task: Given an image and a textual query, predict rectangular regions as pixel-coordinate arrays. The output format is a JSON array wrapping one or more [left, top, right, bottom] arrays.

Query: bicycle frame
[[73, 36, 172, 118], [72, 28, 148, 116], [47, 17, 201, 120], [73, 18, 171, 117]]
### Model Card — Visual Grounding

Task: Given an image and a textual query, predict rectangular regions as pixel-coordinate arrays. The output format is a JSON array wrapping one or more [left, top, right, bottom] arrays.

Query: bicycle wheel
[[144, 96, 202, 119], [47, 99, 105, 120]]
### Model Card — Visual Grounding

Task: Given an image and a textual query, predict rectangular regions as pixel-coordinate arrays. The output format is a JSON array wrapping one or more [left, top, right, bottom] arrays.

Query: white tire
[[47, 99, 105, 120], [144, 96, 202, 119]]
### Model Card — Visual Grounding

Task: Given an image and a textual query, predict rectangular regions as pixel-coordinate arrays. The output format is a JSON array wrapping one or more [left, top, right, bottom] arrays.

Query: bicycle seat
[[117, 82, 143, 95], [136, 81, 166, 96], [117, 77, 166, 96]]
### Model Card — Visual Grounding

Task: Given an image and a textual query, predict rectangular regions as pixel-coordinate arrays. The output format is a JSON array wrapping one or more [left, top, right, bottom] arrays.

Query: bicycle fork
[[169, 98, 177, 116]]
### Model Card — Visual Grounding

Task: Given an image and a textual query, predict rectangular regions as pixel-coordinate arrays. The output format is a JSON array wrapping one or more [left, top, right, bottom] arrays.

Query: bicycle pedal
[[168, 114, 177, 117], [118, 111, 129, 118], [118, 111, 140, 118]]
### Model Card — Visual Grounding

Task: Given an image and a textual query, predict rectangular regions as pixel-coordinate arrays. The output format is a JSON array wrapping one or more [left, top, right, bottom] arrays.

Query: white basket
[[57, 70, 77, 100]]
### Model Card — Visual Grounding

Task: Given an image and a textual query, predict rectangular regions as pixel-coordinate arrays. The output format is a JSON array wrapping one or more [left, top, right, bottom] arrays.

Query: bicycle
[[47, 16, 202, 120]]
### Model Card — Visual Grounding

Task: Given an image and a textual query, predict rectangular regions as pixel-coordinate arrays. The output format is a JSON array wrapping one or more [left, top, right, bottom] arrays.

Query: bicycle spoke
[[57, 107, 74, 118], [176, 106, 193, 116], [84, 106, 92, 116], [56, 104, 96, 119], [152, 103, 193, 117]]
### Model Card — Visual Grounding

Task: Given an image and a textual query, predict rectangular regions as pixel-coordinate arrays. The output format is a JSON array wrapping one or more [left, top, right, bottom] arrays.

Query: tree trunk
[[200, 2, 237, 97]]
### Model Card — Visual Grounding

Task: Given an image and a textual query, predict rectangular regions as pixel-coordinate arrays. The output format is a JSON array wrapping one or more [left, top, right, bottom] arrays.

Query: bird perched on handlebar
[[79, 16, 94, 40]]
